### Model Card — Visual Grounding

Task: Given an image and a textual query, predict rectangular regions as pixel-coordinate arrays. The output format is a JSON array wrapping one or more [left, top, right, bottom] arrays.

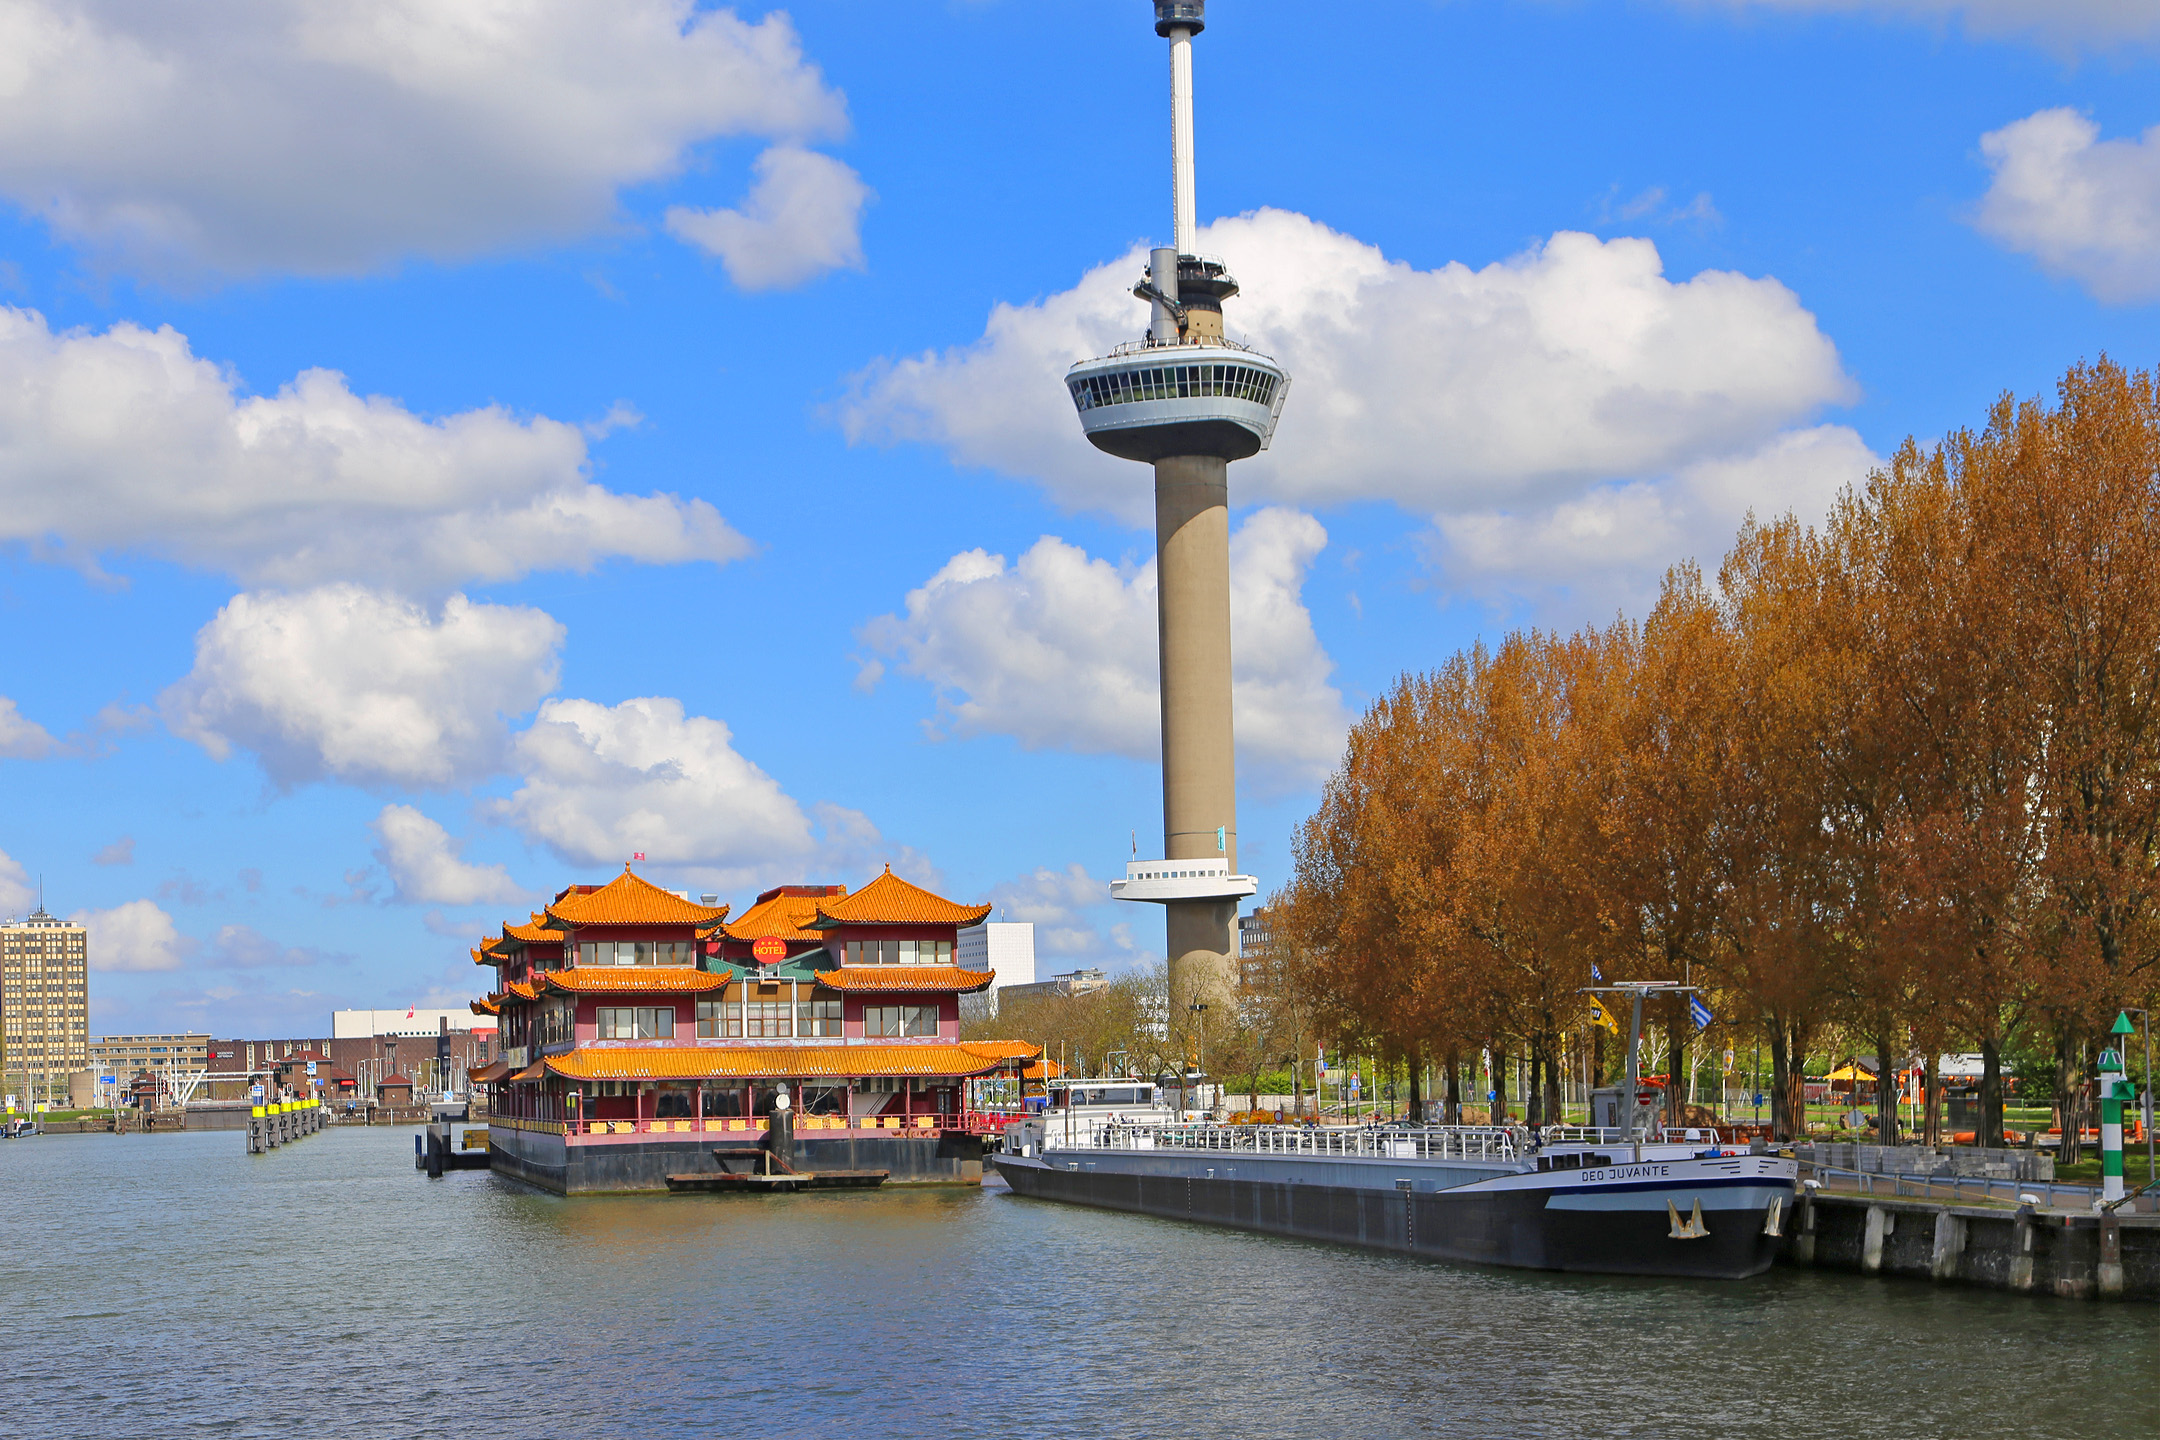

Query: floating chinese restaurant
[[469, 865, 1045, 1194]]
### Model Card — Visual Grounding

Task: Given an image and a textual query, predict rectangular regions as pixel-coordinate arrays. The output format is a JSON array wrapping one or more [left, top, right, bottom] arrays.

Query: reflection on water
[[0, 1127, 2144, 1439]]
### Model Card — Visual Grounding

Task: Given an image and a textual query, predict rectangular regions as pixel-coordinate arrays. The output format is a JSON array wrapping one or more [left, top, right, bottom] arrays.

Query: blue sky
[[2, 0, 2156, 1039]]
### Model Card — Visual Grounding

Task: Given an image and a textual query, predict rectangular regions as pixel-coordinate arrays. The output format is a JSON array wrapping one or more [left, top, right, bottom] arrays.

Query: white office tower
[[957, 922, 1038, 1019], [1075, 2, 1284, 1009]]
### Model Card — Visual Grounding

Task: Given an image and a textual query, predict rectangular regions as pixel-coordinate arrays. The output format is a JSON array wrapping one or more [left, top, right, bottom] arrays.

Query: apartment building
[[2, 906, 90, 1107]]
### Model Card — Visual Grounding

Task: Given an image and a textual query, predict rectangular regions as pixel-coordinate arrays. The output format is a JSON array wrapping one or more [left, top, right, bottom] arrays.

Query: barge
[[993, 1120, 1797, 1279]]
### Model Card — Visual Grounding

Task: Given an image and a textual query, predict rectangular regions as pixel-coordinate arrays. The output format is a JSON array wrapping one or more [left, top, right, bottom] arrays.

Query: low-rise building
[[998, 968, 1110, 1004]]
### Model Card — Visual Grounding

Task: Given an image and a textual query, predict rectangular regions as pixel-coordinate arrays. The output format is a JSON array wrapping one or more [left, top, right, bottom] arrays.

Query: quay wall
[[1781, 1190, 2160, 1301], [489, 1125, 986, 1195]]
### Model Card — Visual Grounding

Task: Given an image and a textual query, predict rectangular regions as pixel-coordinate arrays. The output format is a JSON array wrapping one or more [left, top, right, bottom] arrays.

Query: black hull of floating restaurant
[[469, 868, 1044, 1196], [992, 1153, 1787, 1280], [489, 1120, 990, 1195]]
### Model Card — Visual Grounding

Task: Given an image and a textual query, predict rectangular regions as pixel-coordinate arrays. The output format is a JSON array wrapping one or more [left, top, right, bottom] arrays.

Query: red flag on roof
[[633, 852, 645, 862]]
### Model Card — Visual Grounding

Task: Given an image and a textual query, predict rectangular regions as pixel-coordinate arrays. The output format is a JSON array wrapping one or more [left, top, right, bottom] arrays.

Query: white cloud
[[70, 898, 187, 972], [986, 863, 1139, 961], [0, 307, 752, 588], [0, 1, 850, 277], [1435, 424, 1882, 616], [492, 696, 817, 887], [371, 804, 526, 907], [666, 144, 871, 290], [162, 586, 564, 789], [843, 212, 1852, 526], [1689, 1, 2160, 48], [203, 923, 341, 970], [862, 507, 1349, 789], [0, 697, 54, 758], [1975, 109, 2160, 303], [0, 848, 31, 915]]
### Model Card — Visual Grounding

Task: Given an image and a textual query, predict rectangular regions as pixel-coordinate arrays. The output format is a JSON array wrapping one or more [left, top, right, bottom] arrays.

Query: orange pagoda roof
[[541, 968, 727, 995], [501, 913, 560, 945], [722, 885, 846, 944], [812, 868, 991, 928], [469, 1060, 511, 1084], [543, 1042, 1036, 1083], [471, 995, 502, 1016], [503, 979, 539, 1001], [546, 868, 730, 929], [818, 965, 995, 994]]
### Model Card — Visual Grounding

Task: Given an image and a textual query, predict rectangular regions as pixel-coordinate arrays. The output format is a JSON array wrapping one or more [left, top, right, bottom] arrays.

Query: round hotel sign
[[752, 937, 786, 961]]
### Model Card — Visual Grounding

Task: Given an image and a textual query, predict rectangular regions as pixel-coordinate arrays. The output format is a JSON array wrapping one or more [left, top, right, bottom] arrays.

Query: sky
[[2, 0, 2157, 1040]]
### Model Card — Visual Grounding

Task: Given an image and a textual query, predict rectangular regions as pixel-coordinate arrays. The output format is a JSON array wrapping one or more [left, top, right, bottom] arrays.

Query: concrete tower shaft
[[1068, 0, 1285, 1020], [1154, 453, 1239, 1002]]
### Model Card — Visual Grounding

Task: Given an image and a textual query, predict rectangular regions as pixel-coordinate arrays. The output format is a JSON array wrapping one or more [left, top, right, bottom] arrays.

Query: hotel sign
[[752, 937, 786, 961]]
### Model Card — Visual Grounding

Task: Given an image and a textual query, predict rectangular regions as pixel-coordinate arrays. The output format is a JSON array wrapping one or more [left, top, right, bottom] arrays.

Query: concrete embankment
[[1782, 1186, 2159, 1300]]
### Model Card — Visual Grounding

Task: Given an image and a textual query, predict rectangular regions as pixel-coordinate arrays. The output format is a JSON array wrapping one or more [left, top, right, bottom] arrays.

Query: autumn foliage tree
[[1281, 358, 2160, 1155]]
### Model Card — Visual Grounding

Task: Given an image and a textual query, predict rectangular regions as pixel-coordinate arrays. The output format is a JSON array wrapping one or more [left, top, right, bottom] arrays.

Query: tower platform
[[1067, 338, 1288, 463]]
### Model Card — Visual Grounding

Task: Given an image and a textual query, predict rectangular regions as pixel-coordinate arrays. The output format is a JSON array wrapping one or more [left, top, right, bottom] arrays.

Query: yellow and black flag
[[1588, 998, 1620, 1035]]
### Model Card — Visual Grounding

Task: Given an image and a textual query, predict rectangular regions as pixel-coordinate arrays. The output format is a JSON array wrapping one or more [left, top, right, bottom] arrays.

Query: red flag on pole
[[632, 852, 645, 862]]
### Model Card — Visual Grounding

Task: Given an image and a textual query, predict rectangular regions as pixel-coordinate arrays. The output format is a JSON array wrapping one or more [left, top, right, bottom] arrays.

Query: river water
[[1, 1126, 2146, 1439]]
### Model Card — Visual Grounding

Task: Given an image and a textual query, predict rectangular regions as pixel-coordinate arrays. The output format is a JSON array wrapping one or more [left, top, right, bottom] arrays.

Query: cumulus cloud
[[666, 144, 871, 290], [371, 804, 526, 907], [0, 308, 751, 588], [492, 696, 817, 887], [0, 848, 31, 915], [70, 898, 188, 972], [843, 212, 1851, 525], [986, 863, 1139, 961], [0, 1, 850, 278], [162, 586, 564, 789], [862, 507, 1349, 789], [1436, 424, 1882, 615], [92, 836, 134, 867], [0, 697, 54, 758], [1975, 109, 2160, 303], [203, 923, 343, 970], [1690, 1, 2160, 48]]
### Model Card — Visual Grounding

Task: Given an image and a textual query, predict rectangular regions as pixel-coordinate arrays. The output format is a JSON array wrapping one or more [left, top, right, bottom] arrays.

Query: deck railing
[[1056, 1122, 1527, 1161], [555, 1113, 954, 1139]]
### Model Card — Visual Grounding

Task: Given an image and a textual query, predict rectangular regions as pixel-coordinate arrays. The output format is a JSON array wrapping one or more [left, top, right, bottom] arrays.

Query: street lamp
[[2115, 1009, 2152, 1188], [1187, 1002, 1209, 1117]]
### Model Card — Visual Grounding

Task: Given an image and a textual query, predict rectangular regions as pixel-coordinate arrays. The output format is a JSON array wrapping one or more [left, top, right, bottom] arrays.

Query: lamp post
[[2115, 1009, 2152, 1188], [1187, 1001, 1209, 1117]]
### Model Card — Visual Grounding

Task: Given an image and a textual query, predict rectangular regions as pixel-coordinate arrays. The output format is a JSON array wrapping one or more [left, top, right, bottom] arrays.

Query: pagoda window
[[597, 1006, 675, 1040], [797, 1000, 842, 1038], [696, 1001, 723, 1038], [743, 1002, 792, 1038], [864, 1005, 938, 1039]]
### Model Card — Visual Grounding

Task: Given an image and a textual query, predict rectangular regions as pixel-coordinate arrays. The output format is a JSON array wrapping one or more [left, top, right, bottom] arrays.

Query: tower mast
[[1071, 2, 1290, 1016]]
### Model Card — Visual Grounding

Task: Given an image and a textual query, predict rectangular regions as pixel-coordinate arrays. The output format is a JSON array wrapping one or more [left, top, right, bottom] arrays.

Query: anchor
[[1667, 1196, 1711, 1240], [1761, 1195, 1785, 1238]]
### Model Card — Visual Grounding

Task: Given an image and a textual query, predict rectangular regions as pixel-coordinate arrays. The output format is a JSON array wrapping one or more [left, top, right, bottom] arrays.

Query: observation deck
[[1067, 338, 1289, 464], [1109, 859, 1259, 905]]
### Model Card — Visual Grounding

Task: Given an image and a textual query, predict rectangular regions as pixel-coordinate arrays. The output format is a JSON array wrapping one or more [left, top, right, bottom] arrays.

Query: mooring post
[[1862, 1205, 1892, 1274], [1929, 1209, 1964, 1281]]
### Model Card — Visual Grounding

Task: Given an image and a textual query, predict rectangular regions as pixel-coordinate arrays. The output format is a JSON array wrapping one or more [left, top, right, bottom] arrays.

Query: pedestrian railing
[[1806, 1163, 2130, 1212]]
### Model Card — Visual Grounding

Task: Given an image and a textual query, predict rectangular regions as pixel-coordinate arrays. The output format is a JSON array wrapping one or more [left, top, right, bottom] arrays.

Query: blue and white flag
[[1689, 995, 1715, 1030], [1591, 964, 1603, 981]]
